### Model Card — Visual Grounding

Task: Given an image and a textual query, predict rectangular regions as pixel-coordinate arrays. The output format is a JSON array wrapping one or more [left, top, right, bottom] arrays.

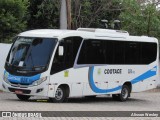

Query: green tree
[[27, 0, 43, 29], [27, 0, 122, 30], [0, 0, 29, 43], [120, 0, 160, 40], [72, 0, 122, 29], [27, 0, 60, 29]]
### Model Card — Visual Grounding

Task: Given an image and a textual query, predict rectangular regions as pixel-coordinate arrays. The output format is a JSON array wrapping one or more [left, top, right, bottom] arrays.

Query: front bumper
[[2, 80, 49, 97]]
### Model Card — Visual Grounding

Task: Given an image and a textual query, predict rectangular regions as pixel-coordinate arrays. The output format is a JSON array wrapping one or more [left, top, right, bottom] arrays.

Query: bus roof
[[18, 28, 158, 43]]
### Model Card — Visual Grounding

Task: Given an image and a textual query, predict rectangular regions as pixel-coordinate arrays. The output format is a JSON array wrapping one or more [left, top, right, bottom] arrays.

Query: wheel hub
[[55, 88, 63, 100], [122, 88, 128, 99]]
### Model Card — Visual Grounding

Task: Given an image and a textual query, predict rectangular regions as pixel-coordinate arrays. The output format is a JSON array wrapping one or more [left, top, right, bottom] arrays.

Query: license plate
[[15, 90, 23, 94]]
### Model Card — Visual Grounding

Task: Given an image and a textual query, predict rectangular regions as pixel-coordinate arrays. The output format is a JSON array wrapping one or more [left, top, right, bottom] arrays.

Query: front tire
[[50, 86, 67, 103], [16, 94, 30, 101]]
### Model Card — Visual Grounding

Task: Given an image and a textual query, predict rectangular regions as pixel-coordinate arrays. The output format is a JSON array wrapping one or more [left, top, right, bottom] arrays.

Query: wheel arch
[[58, 84, 70, 98], [123, 82, 132, 93]]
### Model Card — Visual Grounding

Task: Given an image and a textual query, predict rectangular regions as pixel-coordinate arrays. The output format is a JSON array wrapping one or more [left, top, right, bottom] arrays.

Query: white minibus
[[2, 28, 159, 102]]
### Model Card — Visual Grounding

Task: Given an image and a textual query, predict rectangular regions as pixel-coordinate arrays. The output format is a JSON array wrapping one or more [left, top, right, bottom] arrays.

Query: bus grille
[[8, 87, 31, 94]]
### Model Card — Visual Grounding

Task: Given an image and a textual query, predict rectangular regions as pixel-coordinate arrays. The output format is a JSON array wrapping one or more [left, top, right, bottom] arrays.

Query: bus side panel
[[130, 63, 157, 92], [92, 64, 157, 94], [48, 62, 157, 97], [48, 67, 89, 98]]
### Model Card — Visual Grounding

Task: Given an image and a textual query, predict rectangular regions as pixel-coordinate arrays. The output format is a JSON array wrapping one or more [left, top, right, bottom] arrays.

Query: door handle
[[77, 82, 81, 84]]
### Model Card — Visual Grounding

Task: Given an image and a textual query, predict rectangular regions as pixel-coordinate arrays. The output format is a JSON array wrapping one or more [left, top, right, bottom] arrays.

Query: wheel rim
[[55, 88, 63, 100], [121, 88, 128, 99]]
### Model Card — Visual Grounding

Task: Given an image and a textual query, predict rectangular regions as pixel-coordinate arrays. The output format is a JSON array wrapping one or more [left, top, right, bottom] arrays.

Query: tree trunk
[[66, 0, 72, 29], [60, 0, 67, 29]]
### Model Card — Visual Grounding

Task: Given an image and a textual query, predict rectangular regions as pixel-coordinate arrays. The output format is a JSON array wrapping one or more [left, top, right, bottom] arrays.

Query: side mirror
[[58, 46, 64, 56]]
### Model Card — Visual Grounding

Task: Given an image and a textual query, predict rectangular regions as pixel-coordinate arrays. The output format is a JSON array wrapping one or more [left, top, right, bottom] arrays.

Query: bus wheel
[[119, 85, 130, 101], [16, 94, 30, 101], [50, 86, 67, 103]]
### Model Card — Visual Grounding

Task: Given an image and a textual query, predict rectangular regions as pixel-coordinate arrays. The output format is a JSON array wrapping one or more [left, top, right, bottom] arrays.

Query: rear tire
[[112, 85, 130, 102], [119, 85, 130, 101], [16, 94, 30, 101], [49, 86, 68, 103]]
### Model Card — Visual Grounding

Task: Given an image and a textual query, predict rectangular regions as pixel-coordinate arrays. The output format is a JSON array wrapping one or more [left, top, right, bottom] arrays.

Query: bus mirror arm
[[58, 46, 64, 56]]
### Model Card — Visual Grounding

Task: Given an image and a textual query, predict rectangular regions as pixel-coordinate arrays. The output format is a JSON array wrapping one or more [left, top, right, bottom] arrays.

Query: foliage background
[[0, 0, 29, 43], [0, 0, 159, 43]]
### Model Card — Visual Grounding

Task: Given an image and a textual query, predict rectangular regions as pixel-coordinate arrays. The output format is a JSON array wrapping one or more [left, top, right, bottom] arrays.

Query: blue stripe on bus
[[88, 66, 157, 93], [4, 70, 41, 85]]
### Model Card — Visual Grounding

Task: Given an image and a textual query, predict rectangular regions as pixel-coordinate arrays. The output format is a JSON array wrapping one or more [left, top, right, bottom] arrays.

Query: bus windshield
[[5, 37, 57, 76]]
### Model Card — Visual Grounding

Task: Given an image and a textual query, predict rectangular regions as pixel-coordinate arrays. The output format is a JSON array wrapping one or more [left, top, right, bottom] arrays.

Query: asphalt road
[[0, 91, 160, 111], [0, 90, 160, 120]]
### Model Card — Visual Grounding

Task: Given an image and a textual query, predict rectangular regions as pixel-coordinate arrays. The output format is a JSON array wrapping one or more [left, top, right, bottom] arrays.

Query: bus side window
[[86, 40, 105, 64], [77, 40, 157, 65], [105, 41, 114, 64], [114, 41, 125, 64], [50, 37, 82, 74], [78, 40, 105, 64], [141, 42, 157, 64], [125, 42, 140, 64]]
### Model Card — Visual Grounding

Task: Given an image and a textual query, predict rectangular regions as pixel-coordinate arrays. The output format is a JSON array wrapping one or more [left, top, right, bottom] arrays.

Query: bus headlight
[[32, 76, 47, 86], [3, 74, 10, 84]]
